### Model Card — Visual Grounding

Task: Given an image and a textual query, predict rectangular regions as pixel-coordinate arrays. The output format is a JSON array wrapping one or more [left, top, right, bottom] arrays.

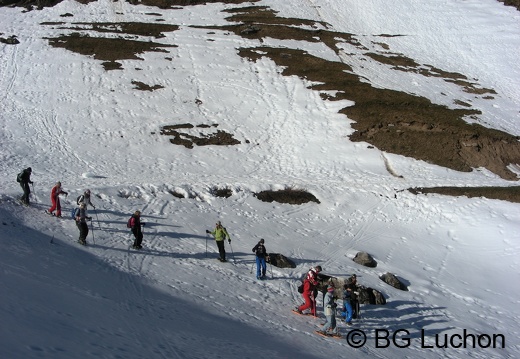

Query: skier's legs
[[260, 258, 267, 277], [321, 314, 333, 332], [351, 299, 359, 319], [345, 301, 353, 323], [298, 291, 313, 313], [56, 198, 62, 217], [311, 295, 317, 316], [216, 240, 226, 260], [80, 222, 89, 241], [330, 314, 337, 333], [21, 183, 30, 204], [49, 197, 57, 213], [132, 228, 139, 247], [255, 256, 261, 278], [76, 221, 82, 238], [136, 230, 143, 246]]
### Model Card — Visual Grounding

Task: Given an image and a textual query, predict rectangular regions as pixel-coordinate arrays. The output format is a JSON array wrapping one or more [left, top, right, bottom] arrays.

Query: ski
[[44, 210, 64, 218], [291, 309, 318, 318], [314, 330, 342, 339]]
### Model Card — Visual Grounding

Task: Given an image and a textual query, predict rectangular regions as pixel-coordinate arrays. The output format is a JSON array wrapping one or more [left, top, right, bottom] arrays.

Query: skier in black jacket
[[18, 167, 33, 205], [252, 238, 269, 280]]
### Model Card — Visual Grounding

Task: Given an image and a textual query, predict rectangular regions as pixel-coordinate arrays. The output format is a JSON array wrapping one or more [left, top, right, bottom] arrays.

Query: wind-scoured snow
[[1, 0, 519, 358]]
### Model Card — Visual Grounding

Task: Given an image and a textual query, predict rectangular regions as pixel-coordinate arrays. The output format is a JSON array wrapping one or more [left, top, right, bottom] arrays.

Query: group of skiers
[[294, 266, 361, 336], [17, 167, 360, 334], [16, 168, 145, 248]]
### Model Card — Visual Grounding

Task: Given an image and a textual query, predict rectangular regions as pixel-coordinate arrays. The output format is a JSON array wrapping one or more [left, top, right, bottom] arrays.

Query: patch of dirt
[[0, 35, 20, 44], [498, 0, 520, 11], [408, 186, 520, 203], [160, 124, 240, 149], [45, 31, 177, 70], [255, 189, 320, 205], [215, 6, 520, 183], [210, 187, 232, 198], [132, 81, 164, 91]]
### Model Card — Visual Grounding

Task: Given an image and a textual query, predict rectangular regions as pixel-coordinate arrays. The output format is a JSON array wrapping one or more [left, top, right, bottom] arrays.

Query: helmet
[[27, 167, 32, 172], [260, 238, 265, 244]]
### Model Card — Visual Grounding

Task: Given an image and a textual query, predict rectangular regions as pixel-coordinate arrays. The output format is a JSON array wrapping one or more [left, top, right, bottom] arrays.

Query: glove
[[206, 230, 210, 234]]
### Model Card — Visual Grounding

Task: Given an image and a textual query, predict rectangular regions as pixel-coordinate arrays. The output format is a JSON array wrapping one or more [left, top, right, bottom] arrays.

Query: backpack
[[76, 195, 83, 205], [127, 216, 133, 228], [16, 172, 23, 183], [71, 208, 79, 219]]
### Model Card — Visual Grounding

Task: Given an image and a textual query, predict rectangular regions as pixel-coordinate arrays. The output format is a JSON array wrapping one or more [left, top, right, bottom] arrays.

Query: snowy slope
[[1, 0, 520, 358]]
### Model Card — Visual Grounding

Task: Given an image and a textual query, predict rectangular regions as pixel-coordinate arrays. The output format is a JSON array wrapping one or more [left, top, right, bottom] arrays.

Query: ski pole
[[90, 219, 95, 245], [250, 261, 254, 274], [205, 233, 208, 257], [94, 208, 101, 230], [229, 241, 236, 263], [269, 261, 273, 279]]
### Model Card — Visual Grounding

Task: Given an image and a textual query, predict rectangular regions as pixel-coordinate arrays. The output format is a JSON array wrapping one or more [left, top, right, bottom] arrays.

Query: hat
[[315, 265, 322, 272], [327, 285, 335, 291], [27, 167, 32, 172], [260, 238, 265, 243], [134, 210, 141, 215], [85, 189, 91, 194]]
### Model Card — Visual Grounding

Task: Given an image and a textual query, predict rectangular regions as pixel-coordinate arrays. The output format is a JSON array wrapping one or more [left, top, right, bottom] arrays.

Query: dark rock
[[353, 251, 377, 268], [268, 253, 295, 268], [380, 272, 408, 291]]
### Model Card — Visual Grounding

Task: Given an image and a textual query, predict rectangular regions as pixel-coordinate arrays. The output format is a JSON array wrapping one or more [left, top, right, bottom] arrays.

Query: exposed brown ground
[[3, 0, 520, 204]]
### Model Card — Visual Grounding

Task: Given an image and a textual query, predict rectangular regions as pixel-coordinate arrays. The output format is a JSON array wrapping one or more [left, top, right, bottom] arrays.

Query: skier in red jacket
[[295, 265, 322, 316], [47, 182, 68, 217]]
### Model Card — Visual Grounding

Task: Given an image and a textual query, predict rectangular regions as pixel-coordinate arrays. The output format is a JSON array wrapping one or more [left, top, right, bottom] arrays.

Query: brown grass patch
[[255, 188, 320, 205]]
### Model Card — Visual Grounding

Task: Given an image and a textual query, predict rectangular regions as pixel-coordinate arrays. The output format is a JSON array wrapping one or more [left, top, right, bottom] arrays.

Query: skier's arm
[[224, 228, 231, 241]]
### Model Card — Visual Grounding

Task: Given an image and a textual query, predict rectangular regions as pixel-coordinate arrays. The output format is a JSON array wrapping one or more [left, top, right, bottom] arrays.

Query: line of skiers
[[16, 168, 146, 248], [17, 168, 360, 329]]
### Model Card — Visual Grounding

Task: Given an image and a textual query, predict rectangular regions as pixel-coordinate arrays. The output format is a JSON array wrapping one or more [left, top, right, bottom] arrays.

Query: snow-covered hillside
[[1, 0, 519, 358]]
